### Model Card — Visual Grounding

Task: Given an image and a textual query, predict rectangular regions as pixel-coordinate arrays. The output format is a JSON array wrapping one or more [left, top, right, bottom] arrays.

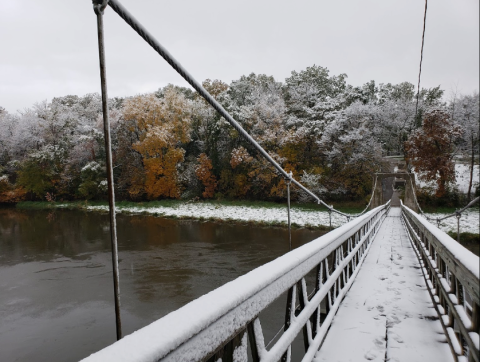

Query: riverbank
[[16, 200, 360, 230], [15, 200, 479, 235]]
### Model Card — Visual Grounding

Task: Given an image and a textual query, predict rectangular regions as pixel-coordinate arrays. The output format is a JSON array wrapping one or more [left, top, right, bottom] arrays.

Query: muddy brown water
[[0, 208, 326, 361]]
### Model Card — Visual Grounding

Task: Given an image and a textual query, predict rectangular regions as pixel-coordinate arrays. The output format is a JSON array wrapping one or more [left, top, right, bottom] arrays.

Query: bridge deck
[[315, 207, 453, 362]]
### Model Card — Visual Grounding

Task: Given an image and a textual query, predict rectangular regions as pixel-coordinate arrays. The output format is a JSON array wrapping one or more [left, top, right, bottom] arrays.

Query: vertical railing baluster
[[282, 283, 296, 362], [286, 173, 292, 251], [312, 262, 323, 338], [297, 279, 310, 351], [247, 321, 261, 362]]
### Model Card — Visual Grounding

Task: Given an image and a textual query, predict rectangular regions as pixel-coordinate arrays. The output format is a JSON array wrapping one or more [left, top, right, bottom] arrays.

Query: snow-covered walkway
[[315, 207, 453, 362]]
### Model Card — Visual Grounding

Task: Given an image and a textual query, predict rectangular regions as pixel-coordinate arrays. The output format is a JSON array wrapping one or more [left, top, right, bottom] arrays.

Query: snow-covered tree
[[451, 92, 479, 200], [318, 102, 383, 197], [405, 110, 463, 197]]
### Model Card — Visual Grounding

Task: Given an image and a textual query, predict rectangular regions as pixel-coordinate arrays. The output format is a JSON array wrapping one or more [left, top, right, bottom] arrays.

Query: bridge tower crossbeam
[[371, 172, 418, 212]]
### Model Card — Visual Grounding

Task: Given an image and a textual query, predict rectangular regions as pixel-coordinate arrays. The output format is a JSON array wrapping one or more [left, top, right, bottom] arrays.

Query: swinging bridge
[[82, 1, 479, 361]]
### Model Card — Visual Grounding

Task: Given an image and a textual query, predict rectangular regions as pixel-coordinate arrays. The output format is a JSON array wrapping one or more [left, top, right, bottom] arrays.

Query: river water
[[0, 208, 325, 361]]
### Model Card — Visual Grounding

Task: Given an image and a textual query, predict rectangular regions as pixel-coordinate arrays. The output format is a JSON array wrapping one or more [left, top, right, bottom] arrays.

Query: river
[[0, 207, 325, 361]]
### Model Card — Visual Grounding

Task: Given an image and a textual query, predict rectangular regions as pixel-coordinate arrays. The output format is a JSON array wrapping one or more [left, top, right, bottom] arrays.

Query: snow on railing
[[401, 202, 479, 362], [81, 202, 390, 362]]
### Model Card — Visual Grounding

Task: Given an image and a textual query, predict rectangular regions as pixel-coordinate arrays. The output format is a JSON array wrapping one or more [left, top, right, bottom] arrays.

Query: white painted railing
[[402, 202, 479, 362], [81, 202, 390, 362]]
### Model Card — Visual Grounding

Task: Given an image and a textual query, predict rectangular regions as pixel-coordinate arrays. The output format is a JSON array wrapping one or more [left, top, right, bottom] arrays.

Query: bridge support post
[[403, 174, 418, 212], [371, 174, 383, 209], [372, 173, 418, 211]]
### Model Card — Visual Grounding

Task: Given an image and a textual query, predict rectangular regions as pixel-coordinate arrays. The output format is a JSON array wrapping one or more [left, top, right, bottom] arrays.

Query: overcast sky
[[1, 0, 478, 113]]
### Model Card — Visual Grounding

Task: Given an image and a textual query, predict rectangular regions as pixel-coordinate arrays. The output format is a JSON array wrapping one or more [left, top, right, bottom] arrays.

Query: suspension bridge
[[82, 1, 479, 361]]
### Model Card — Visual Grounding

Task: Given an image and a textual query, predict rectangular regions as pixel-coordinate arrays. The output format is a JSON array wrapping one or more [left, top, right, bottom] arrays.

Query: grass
[[420, 205, 465, 214]]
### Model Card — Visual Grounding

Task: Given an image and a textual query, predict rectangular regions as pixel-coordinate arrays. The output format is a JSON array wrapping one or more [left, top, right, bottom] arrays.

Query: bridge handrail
[[82, 202, 390, 362], [401, 203, 479, 362]]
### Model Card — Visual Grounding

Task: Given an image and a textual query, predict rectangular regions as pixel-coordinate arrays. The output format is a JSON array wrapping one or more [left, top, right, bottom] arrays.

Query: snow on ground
[[84, 203, 349, 228], [454, 163, 479, 193], [416, 163, 479, 194], [423, 208, 479, 235], [82, 202, 479, 234]]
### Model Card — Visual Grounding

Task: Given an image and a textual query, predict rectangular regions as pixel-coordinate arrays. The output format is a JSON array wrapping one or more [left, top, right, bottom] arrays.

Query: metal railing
[[81, 202, 390, 362], [433, 197, 479, 242], [401, 202, 480, 362], [408, 176, 479, 242]]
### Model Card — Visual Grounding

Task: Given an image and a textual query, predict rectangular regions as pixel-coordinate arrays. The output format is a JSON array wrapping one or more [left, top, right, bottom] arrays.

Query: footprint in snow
[[391, 332, 404, 343], [364, 351, 377, 360], [373, 337, 385, 348]]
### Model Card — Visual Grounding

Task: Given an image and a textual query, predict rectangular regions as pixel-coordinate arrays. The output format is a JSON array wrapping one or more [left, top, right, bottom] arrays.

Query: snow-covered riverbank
[[421, 209, 479, 235], [81, 202, 479, 234], [84, 203, 344, 229]]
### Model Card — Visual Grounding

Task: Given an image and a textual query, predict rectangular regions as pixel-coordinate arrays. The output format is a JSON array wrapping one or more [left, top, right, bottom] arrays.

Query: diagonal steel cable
[[414, 0, 428, 126], [409, 175, 479, 227], [106, 0, 377, 219], [435, 197, 479, 222]]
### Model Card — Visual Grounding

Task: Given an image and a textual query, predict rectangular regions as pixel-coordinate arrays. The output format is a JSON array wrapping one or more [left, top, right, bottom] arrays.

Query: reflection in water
[[0, 208, 325, 361]]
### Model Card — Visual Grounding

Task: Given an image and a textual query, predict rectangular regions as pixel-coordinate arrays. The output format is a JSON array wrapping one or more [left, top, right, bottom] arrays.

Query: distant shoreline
[[13, 200, 479, 235]]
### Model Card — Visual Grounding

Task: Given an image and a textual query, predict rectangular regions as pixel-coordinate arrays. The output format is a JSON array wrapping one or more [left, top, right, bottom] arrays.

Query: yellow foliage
[[232, 174, 251, 197], [143, 148, 185, 199], [269, 163, 298, 198], [123, 88, 191, 199], [0, 178, 27, 203]]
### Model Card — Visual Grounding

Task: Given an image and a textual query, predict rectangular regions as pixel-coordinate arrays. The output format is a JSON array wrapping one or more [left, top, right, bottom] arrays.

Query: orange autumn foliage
[[123, 88, 191, 199], [405, 110, 463, 197], [195, 153, 217, 198]]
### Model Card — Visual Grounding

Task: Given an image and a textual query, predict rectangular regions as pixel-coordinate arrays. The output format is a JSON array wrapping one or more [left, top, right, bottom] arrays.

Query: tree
[[405, 110, 463, 197], [451, 92, 479, 200], [319, 102, 383, 198], [122, 87, 191, 199], [195, 153, 217, 198], [282, 65, 348, 171], [188, 79, 230, 177], [17, 145, 65, 198], [78, 161, 107, 200], [0, 175, 26, 203]]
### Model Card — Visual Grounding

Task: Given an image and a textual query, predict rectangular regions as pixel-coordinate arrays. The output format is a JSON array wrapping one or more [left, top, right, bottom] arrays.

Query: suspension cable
[[408, 175, 479, 227], [105, 0, 377, 219], [414, 0, 428, 126], [93, 0, 122, 340], [435, 197, 479, 222]]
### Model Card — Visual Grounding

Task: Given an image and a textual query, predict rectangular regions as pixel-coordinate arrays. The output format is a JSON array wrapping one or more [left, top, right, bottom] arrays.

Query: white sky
[[1, 0, 478, 114]]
